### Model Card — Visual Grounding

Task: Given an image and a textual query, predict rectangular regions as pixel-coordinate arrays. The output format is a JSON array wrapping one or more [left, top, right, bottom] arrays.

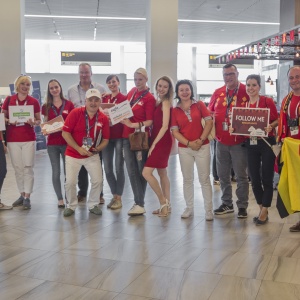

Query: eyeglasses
[[223, 72, 237, 77], [17, 74, 32, 79]]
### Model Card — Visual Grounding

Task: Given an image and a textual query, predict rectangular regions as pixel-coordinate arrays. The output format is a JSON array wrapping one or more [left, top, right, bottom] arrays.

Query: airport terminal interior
[[1, 0, 300, 299]]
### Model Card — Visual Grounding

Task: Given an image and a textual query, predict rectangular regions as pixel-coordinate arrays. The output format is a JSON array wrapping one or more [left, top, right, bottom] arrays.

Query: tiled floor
[[1, 150, 300, 300]]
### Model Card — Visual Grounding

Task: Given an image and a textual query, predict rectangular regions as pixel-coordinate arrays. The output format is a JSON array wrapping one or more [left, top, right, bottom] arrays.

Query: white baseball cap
[[86, 88, 101, 99]]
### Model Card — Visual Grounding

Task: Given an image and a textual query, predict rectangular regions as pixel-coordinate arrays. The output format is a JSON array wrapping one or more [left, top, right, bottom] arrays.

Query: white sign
[[0, 113, 5, 131], [9, 105, 34, 123], [41, 115, 64, 134], [108, 100, 133, 125]]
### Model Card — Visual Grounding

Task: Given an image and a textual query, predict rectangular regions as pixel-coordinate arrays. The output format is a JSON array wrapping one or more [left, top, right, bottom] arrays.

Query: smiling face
[[246, 78, 260, 99], [85, 96, 101, 115], [134, 73, 147, 91], [48, 80, 62, 98], [156, 79, 170, 98], [177, 84, 192, 102], [15, 76, 32, 95], [223, 66, 239, 90], [288, 67, 300, 95], [79, 64, 92, 85], [106, 76, 120, 93]]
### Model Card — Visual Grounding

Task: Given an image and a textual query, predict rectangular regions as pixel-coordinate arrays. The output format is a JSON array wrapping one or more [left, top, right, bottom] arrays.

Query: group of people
[[1, 63, 300, 231]]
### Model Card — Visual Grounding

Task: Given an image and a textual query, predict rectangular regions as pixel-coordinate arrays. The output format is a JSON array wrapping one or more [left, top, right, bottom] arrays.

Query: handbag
[[261, 137, 281, 157], [197, 102, 216, 141], [128, 122, 149, 151]]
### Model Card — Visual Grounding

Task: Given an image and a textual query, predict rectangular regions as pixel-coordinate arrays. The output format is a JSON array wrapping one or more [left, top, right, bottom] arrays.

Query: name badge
[[82, 137, 93, 150], [290, 127, 299, 136], [250, 136, 257, 145], [222, 122, 228, 131]]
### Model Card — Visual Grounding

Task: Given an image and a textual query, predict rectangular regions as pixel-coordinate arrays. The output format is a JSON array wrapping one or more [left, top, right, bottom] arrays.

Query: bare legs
[[142, 167, 170, 216]]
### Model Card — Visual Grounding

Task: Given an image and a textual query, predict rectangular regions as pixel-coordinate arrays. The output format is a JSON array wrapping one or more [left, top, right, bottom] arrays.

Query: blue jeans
[[102, 138, 125, 196], [47, 145, 67, 200], [0, 142, 7, 194], [216, 141, 249, 208], [123, 138, 148, 207]]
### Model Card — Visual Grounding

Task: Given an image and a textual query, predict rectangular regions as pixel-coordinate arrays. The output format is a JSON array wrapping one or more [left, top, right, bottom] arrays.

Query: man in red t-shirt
[[208, 63, 249, 218], [62, 89, 109, 217]]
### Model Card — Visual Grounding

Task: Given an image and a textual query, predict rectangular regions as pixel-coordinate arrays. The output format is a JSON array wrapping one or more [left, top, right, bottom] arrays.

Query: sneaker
[[99, 197, 105, 205], [89, 205, 102, 215], [237, 208, 248, 218], [111, 199, 122, 210], [205, 211, 214, 221], [23, 198, 31, 210], [63, 208, 75, 217], [181, 208, 194, 219], [214, 204, 234, 215], [0, 202, 13, 210], [289, 221, 300, 232], [107, 197, 116, 208], [127, 204, 145, 216], [12, 196, 24, 207]]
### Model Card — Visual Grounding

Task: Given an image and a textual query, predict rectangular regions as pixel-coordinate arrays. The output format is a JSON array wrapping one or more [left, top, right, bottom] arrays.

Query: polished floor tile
[[0, 149, 298, 299]]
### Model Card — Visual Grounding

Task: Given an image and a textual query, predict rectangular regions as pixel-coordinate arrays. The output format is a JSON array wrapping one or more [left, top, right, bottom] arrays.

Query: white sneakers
[[128, 204, 146, 216], [181, 208, 214, 221], [181, 208, 194, 219]]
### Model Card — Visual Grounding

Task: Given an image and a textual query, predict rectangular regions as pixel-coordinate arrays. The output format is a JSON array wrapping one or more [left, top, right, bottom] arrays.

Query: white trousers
[[178, 144, 213, 213], [65, 155, 102, 210], [7, 141, 35, 194]]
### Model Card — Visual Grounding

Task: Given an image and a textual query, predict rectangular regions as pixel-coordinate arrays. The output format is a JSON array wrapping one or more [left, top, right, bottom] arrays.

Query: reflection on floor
[[0, 150, 300, 300]]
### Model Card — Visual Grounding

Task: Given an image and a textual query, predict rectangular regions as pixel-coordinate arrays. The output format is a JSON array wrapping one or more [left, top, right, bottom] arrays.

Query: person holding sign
[[208, 64, 249, 218], [242, 75, 278, 225], [2, 75, 41, 210], [142, 76, 174, 217], [62, 89, 109, 217], [42, 79, 74, 209], [171, 80, 213, 220], [102, 75, 127, 210], [0, 131, 12, 210], [121, 68, 156, 216]]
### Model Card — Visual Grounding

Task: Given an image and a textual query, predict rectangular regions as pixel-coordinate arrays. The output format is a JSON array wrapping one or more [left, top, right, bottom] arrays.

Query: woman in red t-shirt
[[2, 75, 41, 210], [171, 80, 214, 220], [142, 76, 174, 217], [243, 74, 278, 225], [101, 75, 126, 210], [42, 79, 74, 208], [121, 68, 156, 216]]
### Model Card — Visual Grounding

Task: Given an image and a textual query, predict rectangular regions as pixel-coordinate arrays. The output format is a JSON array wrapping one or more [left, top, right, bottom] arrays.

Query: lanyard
[[247, 97, 260, 108], [51, 100, 66, 117], [225, 84, 239, 117], [108, 94, 118, 104], [130, 88, 149, 108], [287, 96, 300, 119], [85, 110, 98, 138], [77, 84, 93, 105]]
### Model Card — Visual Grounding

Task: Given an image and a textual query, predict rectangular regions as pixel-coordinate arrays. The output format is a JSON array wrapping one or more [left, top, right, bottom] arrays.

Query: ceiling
[[25, 0, 281, 45]]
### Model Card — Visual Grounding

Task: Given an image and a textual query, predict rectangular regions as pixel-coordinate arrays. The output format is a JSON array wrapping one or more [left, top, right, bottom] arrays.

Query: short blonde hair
[[14, 75, 32, 93]]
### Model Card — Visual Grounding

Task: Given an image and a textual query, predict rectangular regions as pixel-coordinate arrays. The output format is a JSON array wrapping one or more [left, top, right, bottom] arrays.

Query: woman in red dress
[[142, 76, 174, 217]]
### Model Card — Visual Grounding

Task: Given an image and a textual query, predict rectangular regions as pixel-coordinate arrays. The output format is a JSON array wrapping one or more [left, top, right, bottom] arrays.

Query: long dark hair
[[175, 79, 195, 102], [44, 79, 67, 116]]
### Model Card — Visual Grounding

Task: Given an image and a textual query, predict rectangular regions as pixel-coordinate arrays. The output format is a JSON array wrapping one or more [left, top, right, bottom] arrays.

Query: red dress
[[145, 103, 172, 168]]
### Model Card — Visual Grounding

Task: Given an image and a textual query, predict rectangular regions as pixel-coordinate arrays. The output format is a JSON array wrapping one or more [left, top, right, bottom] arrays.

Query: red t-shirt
[[247, 96, 278, 138], [171, 101, 211, 148], [2, 94, 41, 142], [102, 93, 127, 139], [42, 100, 74, 145], [209, 83, 249, 145], [62, 107, 110, 159], [122, 87, 156, 138]]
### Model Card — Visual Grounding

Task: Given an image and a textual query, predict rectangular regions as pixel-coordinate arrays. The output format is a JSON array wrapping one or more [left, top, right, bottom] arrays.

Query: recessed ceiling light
[[216, 5, 221, 11]]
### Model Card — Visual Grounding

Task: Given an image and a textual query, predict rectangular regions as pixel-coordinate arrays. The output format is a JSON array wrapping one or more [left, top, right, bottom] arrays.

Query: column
[[146, 0, 178, 88], [0, 0, 25, 87]]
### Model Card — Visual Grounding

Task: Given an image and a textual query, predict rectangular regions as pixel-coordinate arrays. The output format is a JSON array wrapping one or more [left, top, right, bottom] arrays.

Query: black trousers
[[0, 142, 7, 194], [246, 137, 275, 207]]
